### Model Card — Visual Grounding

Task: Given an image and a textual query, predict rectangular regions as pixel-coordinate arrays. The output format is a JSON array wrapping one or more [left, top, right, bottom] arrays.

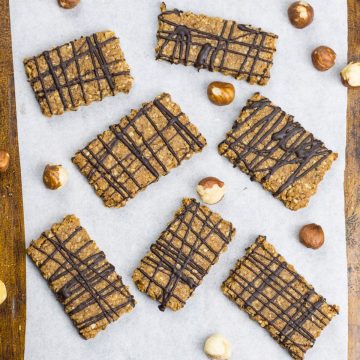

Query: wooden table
[[0, 0, 358, 359], [345, 1, 360, 359]]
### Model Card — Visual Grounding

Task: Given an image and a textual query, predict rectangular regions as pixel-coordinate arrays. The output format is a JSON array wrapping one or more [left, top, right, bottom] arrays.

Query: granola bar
[[218, 93, 337, 210], [27, 215, 135, 339], [24, 31, 133, 117], [72, 93, 207, 208], [222, 236, 339, 360], [156, 3, 278, 85], [132, 198, 236, 311]]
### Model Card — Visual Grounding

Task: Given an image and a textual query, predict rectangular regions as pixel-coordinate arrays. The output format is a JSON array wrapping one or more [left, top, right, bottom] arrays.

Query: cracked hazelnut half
[[43, 164, 68, 190], [207, 81, 235, 106], [288, 1, 314, 29], [299, 223, 324, 249], [340, 62, 360, 89], [204, 334, 231, 360], [311, 46, 336, 71], [58, 0, 80, 9], [197, 177, 225, 205], [0, 150, 10, 173]]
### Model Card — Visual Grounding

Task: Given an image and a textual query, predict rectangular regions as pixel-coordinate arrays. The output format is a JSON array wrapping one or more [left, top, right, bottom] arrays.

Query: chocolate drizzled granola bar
[[218, 93, 337, 210], [24, 31, 133, 117], [133, 198, 236, 311], [27, 215, 135, 339], [72, 93, 207, 208], [222, 236, 339, 360], [156, 3, 278, 85]]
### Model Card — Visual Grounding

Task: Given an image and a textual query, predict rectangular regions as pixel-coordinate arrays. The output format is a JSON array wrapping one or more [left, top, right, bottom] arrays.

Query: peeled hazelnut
[[204, 334, 231, 360], [43, 164, 68, 190], [288, 1, 314, 29], [58, 0, 80, 9], [0, 150, 10, 173], [197, 177, 225, 205], [311, 46, 336, 71], [207, 82, 235, 106], [340, 62, 360, 89], [0, 280, 7, 305], [299, 223, 324, 249]]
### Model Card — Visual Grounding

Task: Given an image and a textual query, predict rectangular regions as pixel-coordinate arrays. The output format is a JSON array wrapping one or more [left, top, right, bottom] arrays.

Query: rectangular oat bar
[[27, 215, 135, 339], [132, 198, 236, 311], [156, 3, 278, 85], [218, 93, 337, 210], [222, 236, 339, 360], [24, 31, 133, 117], [72, 93, 207, 208]]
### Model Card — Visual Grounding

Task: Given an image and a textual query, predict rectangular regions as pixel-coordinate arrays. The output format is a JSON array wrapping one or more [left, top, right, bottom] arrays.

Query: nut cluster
[[0, 150, 10, 173], [311, 46, 336, 71], [207, 81, 235, 106], [196, 177, 225, 205], [204, 334, 231, 360], [288, 1, 314, 29], [58, 0, 80, 9], [43, 164, 68, 190], [299, 223, 325, 249]]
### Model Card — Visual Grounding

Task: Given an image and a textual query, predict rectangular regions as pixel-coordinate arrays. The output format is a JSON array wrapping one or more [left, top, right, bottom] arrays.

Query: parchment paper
[[9, 0, 348, 359]]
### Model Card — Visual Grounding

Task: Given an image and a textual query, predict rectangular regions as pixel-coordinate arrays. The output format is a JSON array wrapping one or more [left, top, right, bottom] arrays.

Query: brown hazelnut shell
[[299, 223, 324, 249]]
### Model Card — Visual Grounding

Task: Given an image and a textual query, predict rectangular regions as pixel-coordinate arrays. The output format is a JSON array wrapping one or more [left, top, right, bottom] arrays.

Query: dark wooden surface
[[0, 0, 26, 359], [345, 1, 360, 359], [0, 0, 358, 359]]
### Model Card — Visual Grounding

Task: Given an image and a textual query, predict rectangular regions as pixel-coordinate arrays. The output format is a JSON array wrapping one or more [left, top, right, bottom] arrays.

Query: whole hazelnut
[[204, 334, 231, 360], [197, 177, 225, 205], [299, 223, 324, 249], [0, 150, 10, 173], [340, 62, 360, 89], [311, 46, 336, 71], [288, 1, 314, 29], [43, 164, 68, 190], [58, 0, 80, 9], [207, 81, 235, 106], [0, 280, 7, 305]]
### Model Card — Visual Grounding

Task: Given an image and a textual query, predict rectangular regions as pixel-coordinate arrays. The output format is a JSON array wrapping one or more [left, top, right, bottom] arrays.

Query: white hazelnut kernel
[[196, 177, 225, 205], [340, 62, 360, 88], [43, 164, 68, 190], [204, 334, 231, 360], [0, 280, 7, 305]]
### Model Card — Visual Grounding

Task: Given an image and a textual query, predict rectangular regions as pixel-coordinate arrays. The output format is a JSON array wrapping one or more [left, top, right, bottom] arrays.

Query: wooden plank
[[0, 0, 26, 359], [345, 1, 360, 359]]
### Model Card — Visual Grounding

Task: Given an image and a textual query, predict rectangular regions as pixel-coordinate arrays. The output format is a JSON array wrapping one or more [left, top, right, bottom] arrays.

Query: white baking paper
[[9, 0, 348, 359]]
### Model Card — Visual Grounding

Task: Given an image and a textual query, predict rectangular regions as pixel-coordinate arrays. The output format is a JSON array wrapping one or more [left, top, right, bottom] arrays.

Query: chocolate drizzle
[[28, 219, 135, 337], [73, 94, 206, 208], [157, 9, 278, 83], [136, 198, 235, 311], [224, 237, 339, 358], [26, 33, 130, 115], [219, 95, 333, 197]]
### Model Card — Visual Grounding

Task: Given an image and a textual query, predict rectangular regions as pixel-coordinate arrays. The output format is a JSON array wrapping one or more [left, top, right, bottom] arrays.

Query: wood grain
[[0, 0, 26, 359], [345, 1, 360, 359]]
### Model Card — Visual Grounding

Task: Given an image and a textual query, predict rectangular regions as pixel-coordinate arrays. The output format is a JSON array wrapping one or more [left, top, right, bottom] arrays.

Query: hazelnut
[[340, 62, 360, 89], [207, 82, 235, 106], [197, 177, 225, 205], [43, 164, 68, 190], [299, 223, 324, 249], [204, 334, 231, 360], [311, 46, 336, 71], [0, 150, 10, 173], [0, 280, 7, 305], [288, 1, 314, 29], [58, 0, 80, 9]]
